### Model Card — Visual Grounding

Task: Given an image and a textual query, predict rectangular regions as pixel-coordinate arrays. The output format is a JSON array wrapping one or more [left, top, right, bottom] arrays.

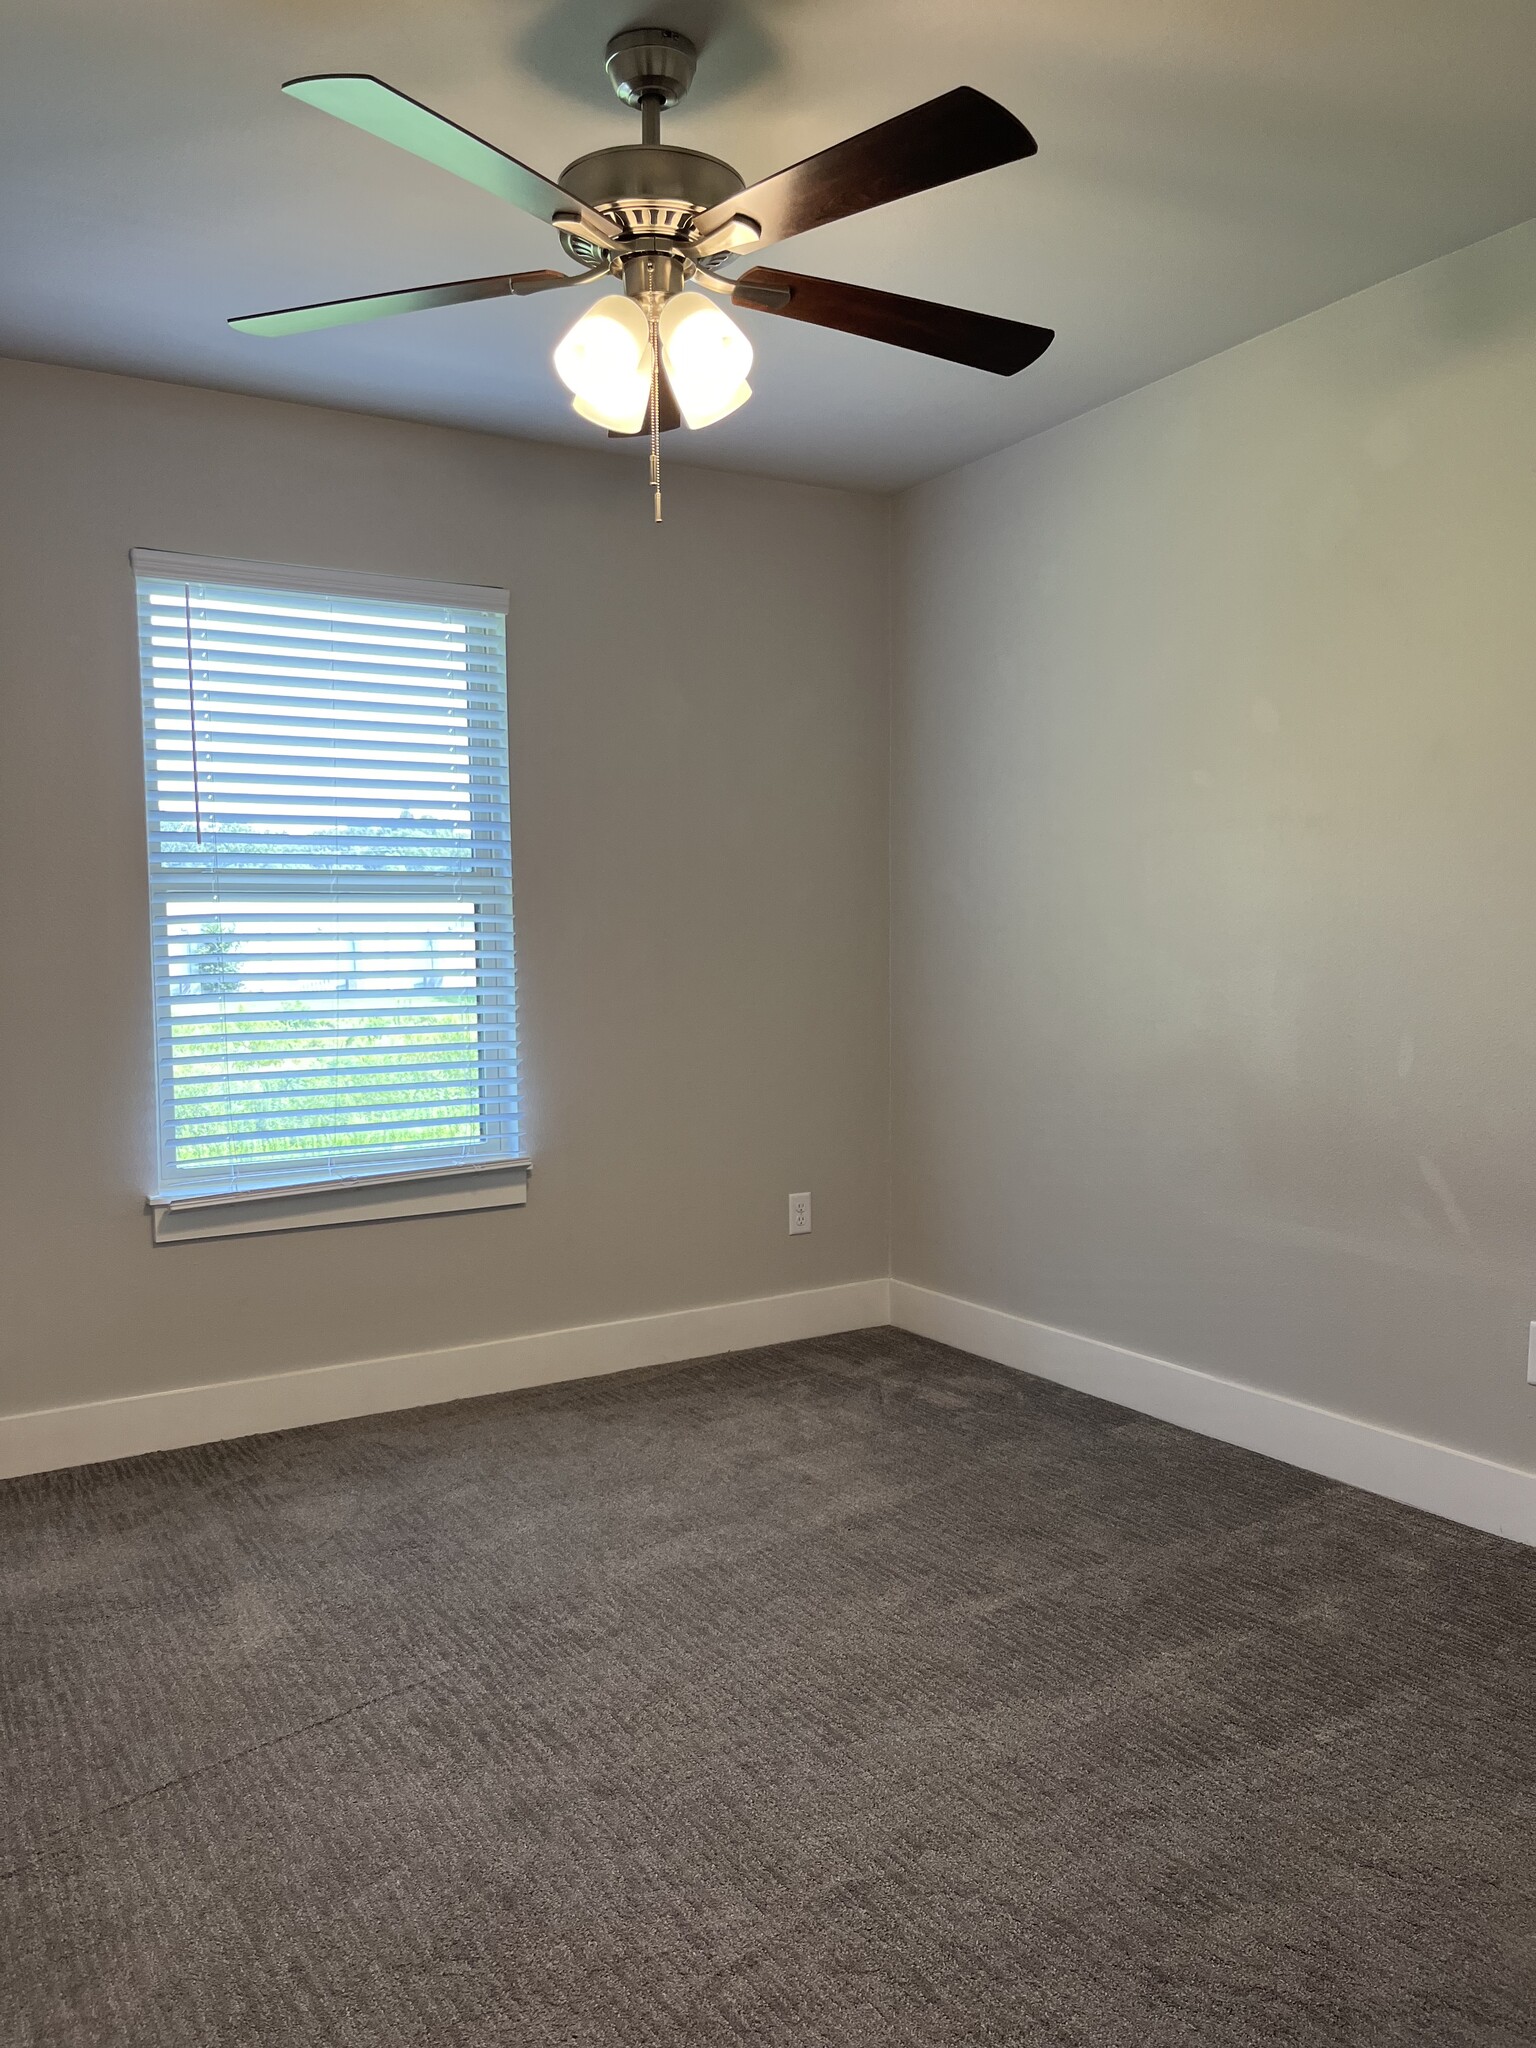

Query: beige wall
[[892, 218, 1536, 1470], [0, 360, 891, 1415], [7, 215, 1533, 1463]]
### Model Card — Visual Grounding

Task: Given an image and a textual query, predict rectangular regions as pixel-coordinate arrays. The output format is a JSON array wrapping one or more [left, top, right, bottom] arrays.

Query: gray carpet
[[2, 1328, 1532, 2046]]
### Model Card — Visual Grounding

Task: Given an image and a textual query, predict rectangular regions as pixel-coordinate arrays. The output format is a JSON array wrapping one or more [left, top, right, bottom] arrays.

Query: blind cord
[[183, 583, 203, 847]]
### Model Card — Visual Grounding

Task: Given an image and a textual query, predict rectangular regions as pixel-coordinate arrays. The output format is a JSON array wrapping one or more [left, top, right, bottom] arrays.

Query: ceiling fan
[[231, 28, 1054, 516]]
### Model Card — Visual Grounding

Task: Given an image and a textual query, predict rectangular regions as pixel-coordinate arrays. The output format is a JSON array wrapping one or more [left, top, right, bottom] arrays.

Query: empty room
[[2, 3, 1532, 2041]]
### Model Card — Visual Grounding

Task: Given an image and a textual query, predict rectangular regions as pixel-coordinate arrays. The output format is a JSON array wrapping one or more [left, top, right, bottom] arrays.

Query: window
[[134, 551, 524, 1241]]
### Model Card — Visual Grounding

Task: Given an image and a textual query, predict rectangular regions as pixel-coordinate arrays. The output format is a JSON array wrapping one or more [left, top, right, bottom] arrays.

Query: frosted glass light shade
[[677, 378, 751, 429], [555, 297, 653, 433], [571, 387, 649, 435], [658, 295, 754, 429]]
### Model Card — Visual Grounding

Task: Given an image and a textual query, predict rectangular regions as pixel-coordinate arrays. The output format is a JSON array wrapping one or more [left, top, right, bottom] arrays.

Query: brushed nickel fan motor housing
[[557, 143, 743, 271], [559, 143, 743, 227]]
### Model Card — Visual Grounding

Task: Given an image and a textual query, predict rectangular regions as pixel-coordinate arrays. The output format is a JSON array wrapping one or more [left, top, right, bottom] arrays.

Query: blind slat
[[152, 1003, 518, 1031], [167, 1072, 512, 1103]]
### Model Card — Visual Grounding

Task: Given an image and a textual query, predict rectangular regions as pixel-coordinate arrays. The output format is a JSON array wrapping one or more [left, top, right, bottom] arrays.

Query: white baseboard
[[0, 1278, 892, 1481], [11, 1271, 1529, 1548], [890, 1280, 1535, 1547]]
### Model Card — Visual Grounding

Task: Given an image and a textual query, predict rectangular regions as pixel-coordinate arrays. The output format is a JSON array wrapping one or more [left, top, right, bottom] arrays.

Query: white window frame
[[133, 549, 528, 1242]]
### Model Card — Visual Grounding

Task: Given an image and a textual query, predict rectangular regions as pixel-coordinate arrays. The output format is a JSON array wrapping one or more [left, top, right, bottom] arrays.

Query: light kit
[[231, 27, 1055, 520], [554, 293, 753, 441]]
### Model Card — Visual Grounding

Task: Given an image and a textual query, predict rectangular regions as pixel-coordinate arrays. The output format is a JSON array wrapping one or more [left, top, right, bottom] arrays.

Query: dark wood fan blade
[[731, 266, 1053, 377], [283, 75, 615, 242], [691, 88, 1035, 252], [607, 363, 682, 437], [229, 271, 566, 337]]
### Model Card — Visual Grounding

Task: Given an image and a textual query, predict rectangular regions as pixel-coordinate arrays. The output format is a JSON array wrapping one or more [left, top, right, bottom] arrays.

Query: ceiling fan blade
[[229, 271, 567, 337], [731, 266, 1053, 377], [608, 363, 682, 437], [691, 88, 1035, 253], [283, 75, 617, 244]]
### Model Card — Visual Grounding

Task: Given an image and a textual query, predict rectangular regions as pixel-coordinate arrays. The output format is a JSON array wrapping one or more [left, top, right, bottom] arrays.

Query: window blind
[[134, 551, 519, 1200]]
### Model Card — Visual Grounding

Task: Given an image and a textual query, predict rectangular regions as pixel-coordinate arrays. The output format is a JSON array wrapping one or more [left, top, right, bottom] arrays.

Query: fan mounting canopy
[[603, 28, 697, 111]]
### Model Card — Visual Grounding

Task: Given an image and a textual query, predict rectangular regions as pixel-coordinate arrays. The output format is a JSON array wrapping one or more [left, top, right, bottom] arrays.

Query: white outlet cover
[[789, 1192, 811, 1236], [1528, 1322, 1536, 1384]]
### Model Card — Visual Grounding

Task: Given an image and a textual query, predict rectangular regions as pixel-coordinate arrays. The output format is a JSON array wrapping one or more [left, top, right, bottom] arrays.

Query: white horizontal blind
[[134, 552, 518, 1198]]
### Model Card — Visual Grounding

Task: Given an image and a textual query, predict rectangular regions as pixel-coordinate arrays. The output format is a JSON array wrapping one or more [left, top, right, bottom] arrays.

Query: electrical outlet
[[1528, 1323, 1536, 1384], [789, 1192, 811, 1236]]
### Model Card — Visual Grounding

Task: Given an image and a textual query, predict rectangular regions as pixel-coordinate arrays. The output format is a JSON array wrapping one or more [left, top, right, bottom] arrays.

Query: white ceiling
[[2, 0, 1533, 491]]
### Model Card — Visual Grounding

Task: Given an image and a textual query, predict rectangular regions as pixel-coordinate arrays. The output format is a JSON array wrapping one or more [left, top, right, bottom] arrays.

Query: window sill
[[149, 1159, 531, 1244]]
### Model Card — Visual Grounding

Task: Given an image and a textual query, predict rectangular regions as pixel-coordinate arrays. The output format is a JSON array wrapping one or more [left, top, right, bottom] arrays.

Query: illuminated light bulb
[[555, 297, 654, 433], [658, 295, 754, 430]]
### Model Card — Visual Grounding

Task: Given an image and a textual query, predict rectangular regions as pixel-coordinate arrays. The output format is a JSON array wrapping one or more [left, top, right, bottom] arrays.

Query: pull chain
[[648, 314, 662, 524]]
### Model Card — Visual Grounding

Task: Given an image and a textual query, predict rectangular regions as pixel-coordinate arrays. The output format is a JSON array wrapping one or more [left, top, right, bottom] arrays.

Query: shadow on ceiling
[[507, 0, 794, 113]]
